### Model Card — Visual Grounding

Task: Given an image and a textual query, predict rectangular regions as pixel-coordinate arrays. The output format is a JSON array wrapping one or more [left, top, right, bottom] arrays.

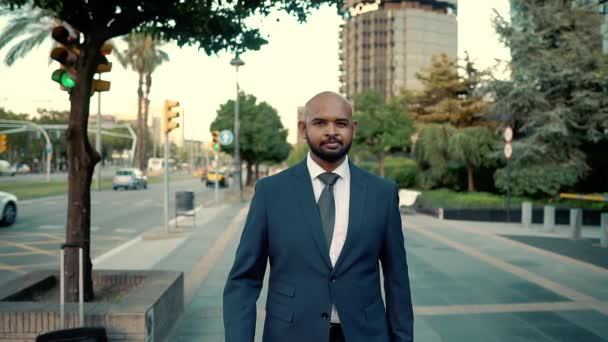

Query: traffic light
[[211, 131, 220, 151], [50, 25, 78, 90], [92, 42, 113, 93], [163, 100, 180, 134], [0, 134, 7, 154]]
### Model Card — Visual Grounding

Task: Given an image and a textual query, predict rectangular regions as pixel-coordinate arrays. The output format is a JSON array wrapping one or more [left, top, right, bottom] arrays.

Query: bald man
[[223, 91, 413, 342]]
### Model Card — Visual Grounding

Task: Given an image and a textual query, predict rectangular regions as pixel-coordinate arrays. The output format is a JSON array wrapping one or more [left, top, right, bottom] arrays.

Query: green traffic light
[[213, 143, 220, 150], [51, 70, 76, 88]]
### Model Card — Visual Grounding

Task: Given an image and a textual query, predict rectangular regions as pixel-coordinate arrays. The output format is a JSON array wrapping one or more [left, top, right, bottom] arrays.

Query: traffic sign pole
[[504, 125, 513, 223]]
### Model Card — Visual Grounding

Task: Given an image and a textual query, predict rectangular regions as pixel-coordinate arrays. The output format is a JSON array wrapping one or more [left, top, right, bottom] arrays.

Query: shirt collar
[[306, 151, 350, 181]]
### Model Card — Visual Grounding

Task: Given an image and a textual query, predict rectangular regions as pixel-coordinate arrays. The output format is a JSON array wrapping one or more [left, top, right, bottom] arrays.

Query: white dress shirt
[[306, 152, 350, 323]]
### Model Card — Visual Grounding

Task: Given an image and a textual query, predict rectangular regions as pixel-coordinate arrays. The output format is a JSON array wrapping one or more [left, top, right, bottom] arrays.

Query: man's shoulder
[[255, 163, 299, 189]]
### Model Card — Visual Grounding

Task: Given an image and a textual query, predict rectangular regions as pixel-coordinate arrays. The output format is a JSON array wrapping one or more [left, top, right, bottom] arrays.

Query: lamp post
[[230, 54, 244, 202]]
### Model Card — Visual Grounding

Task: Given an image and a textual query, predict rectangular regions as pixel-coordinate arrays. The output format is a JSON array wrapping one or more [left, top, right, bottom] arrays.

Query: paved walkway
[[103, 201, 608, 341]]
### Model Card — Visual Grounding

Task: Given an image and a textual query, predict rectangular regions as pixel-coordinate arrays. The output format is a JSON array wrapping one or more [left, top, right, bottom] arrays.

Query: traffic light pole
[[163, 131, 170, 233], [214, 151, 219, 202], [95, 74, 102, 191]]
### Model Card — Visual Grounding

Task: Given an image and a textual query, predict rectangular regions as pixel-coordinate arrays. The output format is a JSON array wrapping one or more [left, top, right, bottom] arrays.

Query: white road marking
[[114, 228, 136, 234], [92, 235, 143, 265], [38, 225, 63, 230]]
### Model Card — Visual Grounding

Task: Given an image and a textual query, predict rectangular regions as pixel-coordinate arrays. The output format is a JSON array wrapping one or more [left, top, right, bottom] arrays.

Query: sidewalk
[[100, 201, 608, 341]]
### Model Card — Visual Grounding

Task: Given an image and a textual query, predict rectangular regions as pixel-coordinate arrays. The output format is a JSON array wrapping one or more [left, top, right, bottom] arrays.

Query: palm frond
[[157, 50, 170, 62], [4, 30, 49, 65], [0, 7, 56, 63]]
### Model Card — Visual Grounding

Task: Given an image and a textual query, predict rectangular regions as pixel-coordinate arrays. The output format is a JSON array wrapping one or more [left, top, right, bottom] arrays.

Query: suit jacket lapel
[[291, 161, 333, 270], [333, 161, 367, 273]]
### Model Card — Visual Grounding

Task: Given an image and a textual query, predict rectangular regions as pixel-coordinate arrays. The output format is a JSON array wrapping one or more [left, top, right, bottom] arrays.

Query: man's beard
[[306, 132, 352, 163]]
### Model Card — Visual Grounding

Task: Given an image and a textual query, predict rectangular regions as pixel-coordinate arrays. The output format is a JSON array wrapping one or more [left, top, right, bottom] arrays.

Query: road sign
[[504, 142, 513, 160], [46, 144, 53, 154], [503, 125, 513, 142], [219, 130, 234, 146]]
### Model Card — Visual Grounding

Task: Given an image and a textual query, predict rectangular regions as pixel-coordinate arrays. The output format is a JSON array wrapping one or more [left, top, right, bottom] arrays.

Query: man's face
[[299, 95, 357, 163]]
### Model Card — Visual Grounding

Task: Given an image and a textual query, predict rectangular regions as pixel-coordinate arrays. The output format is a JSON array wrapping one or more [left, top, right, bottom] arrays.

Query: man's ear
[[298, 121, 307, 140], [352, 120, 358, 137]]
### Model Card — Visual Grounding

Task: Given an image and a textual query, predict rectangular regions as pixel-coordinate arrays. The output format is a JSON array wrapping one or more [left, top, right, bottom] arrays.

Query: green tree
[[352, 91, 414, 176], [447, 126, 495, 192], [489, 0, 608, 197], [403, 53, 491, 128], [1, 0, 340, 301], [414, 124, 456, 189], [115, 33, 169, 170], [211, 92, 290, 185]]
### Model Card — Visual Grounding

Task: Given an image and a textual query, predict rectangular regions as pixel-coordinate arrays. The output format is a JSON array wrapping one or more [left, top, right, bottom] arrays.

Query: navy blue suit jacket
[[223, 160, 413, 342]]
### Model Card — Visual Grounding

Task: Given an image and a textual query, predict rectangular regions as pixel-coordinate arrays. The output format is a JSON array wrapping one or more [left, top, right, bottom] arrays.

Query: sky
[[0, 0, 511, 144]]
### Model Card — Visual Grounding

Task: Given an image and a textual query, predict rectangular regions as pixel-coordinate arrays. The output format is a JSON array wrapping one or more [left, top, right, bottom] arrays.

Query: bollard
[[521, 202, 533, 228], [543, 205, 555, 231], [570, 209, 582, 240], [601, 213, 608, 248]]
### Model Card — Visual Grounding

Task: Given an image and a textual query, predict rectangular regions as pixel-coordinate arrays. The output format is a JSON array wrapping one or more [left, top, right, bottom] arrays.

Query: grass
[[418, 188, 608, 210], [0, 174, 195, 200]]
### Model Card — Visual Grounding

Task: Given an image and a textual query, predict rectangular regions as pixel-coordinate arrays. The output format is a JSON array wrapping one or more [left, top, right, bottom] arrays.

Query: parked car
[[204, 170, 227, 187], [10, 163, 30, 174], [0, 160, 15, 176], [0, 191, 18, 226], [112, 168, 148, 190]]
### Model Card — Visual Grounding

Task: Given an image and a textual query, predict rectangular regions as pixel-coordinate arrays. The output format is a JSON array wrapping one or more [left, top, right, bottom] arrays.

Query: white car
[[0, 191, 18, 226], [0, 160, 15, 176]]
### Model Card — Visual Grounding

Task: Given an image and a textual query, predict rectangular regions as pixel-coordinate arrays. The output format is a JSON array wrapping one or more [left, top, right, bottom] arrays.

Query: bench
[[398, 189, 421, 214]]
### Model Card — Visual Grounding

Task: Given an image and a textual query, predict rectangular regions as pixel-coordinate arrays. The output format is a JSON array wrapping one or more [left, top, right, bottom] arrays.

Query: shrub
[[358, 157, 417, 189]]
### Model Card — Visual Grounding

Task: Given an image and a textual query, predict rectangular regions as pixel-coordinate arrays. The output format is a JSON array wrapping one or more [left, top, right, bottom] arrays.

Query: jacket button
[[330, 276, 336, 284], [321, 312, 329, 319]]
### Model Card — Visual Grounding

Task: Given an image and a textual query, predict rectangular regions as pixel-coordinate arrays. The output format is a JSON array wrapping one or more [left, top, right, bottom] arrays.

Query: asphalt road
[[0, 177, 221, 286], [0, 166, 123, 183]]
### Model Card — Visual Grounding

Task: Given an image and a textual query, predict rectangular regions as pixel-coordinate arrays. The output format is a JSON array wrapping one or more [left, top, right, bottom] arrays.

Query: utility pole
[[230, 55, 245, 202], [163, 99, 181, 233]]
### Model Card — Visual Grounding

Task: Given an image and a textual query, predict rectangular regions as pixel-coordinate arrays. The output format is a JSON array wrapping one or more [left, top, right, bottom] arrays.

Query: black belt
[[329, 323, 344, 342]]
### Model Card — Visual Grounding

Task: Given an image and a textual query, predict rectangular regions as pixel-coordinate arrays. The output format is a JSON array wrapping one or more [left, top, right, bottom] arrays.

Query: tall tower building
[[339, 0, 458, 101]]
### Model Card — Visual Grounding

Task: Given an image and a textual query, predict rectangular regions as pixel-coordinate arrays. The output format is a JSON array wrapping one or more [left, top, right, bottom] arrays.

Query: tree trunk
[[255, 163, 259, 181], [134, 72, 144, 170], [467, 162, 476, 192], [64, 36, 103, 302], [246, 160, 253, 186], [379, 150, 386, 177], [142, 72, 152, 170]]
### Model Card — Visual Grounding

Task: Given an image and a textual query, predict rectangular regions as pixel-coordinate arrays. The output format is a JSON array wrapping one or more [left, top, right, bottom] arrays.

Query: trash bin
[[176, 191, 194, 212], [175, 191, 195, 228]]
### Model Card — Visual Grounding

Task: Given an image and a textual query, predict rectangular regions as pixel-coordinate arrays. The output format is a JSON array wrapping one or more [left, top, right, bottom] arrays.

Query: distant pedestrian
[[223, 91, 413, 342]]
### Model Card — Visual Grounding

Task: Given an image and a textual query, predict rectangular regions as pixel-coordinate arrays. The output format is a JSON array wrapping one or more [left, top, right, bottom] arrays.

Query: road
[[0, 177, 221, 286], [0, 166, 131, 183]]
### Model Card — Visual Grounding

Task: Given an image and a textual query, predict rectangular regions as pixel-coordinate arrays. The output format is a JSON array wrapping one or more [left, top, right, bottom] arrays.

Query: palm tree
[[0, 6, 58, 66], [114, 33, 169, 171]]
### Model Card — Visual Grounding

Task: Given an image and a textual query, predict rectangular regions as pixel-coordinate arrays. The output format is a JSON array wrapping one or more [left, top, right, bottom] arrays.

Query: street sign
[[46, 144, 53, 154], [219, 130, 234, 146], [503, 125, 513, 142], [504, 142, 513, 160]]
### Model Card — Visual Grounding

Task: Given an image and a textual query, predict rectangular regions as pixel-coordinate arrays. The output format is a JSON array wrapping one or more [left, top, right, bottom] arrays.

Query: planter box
[[0, 270, 183, 342]]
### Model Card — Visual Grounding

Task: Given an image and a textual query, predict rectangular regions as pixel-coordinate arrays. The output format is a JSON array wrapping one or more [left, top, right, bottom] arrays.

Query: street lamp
[[230, 54, 244, 202]]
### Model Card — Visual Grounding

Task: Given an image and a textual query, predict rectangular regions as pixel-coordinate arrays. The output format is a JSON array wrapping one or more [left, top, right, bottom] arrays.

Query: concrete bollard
[[601, 213, 608, 248], [521, 202, 533, 228], [570, 209, 582, 240], [543, 205, 555, 231]]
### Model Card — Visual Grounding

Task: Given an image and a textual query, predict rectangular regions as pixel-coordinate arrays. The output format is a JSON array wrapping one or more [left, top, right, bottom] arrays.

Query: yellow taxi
[[204, 170, 227, 187]]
